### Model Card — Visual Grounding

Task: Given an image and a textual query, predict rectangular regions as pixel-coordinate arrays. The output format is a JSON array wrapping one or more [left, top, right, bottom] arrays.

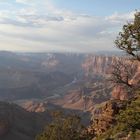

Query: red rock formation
[[87, 100, 126, 137], [112, 60, 140, 100], [129, 64, 140, 86], [111, 85, 129, 100], [82, 55, 118, 76], [51, 89, 94, 111], [21, 101, 47, 112]]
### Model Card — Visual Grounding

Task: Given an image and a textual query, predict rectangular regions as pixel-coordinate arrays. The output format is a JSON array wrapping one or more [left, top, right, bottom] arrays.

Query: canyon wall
[[82, 55, 140, 100], [82, 55, 118, 76]]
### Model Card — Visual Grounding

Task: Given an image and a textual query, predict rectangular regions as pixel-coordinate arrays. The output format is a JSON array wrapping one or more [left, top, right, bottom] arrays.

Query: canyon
[[0, 51, 139, 140]]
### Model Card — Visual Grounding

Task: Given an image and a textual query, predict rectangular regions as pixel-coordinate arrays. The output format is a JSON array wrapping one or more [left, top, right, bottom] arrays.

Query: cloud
[[0, 1, 136, 52], [105, 11, 135, 24], [16, 0, 34, 5]]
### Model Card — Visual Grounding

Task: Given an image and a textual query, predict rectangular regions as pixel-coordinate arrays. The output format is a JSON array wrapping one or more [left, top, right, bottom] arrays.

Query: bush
[[36, 112, 90, 140]]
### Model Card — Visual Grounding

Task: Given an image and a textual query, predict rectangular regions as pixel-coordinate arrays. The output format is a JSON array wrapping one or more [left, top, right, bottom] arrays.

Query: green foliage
[[118, 100, 140, 131], [36, 112, 90, 140], [115, 11, 140, 61], [97, 94, 140, 140]]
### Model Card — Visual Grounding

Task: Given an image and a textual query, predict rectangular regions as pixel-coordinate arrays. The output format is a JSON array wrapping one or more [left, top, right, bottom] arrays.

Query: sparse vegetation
[[36, 112, 90, 140], [97, 91, 140, 140]]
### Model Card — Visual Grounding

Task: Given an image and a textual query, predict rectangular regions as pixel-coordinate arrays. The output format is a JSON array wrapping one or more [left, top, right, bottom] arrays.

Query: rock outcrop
[[111, 85, 129, 100], [87, 100, 127, 137]]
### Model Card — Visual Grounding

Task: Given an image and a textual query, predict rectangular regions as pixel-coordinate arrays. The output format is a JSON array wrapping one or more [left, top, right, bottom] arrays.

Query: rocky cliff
[[87, 91, 140, 140], [111, 60, 140, 100], [82, 55, 140, 100], [87, 100, 127, 136], [82, 55, 118, 77]]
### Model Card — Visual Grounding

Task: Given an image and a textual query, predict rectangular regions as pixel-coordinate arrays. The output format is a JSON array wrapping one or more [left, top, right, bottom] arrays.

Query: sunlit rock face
[[82, 55, 118, 76], [19, 101, 47, 113], [111, 60, 140, 100], [82, 55, 140, 101], [88, 100, 126, 136], [111, 85, 129, 100], [129, 62, 140, 86]]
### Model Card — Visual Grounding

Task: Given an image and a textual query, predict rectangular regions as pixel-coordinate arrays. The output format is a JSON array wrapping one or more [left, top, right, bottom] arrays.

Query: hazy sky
[[0, 0, 139, 52]]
